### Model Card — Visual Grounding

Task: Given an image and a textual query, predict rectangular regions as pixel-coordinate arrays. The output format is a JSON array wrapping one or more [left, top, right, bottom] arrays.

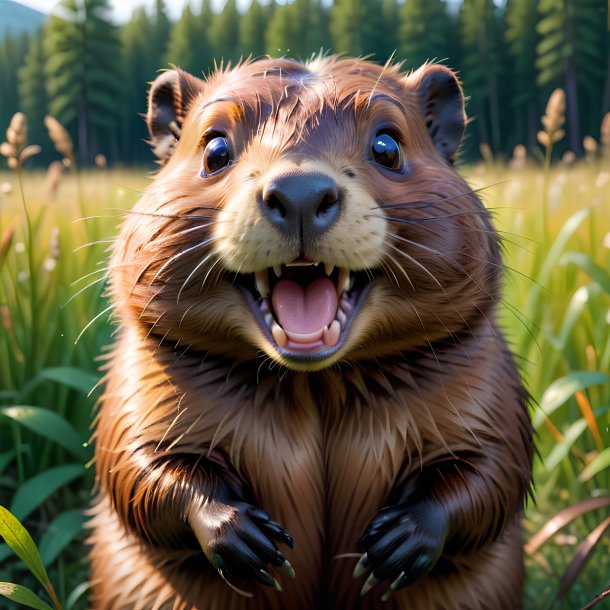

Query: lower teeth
[[261, 292, 352, 351]]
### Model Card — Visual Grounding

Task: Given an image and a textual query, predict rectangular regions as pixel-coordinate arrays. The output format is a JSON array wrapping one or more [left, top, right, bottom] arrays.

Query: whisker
[[369, 211, 492, 224], [176, 251, 218, 303], [145, 311, 166, 340], [73, 238, 115, 252], [384, 253, 414, 289], [75, 304, 114, 344], [386, 242, 442, 288], [385, 231, 489, 297], [379, 259, 400, 288], [372, 182, 509, 211], [72, 266, 110, 285], [149, 237, 216, 286], [63, 275, 108, 307]]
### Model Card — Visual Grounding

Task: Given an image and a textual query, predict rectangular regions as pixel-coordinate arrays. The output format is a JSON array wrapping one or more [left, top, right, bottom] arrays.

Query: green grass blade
[[0, 583, 55, 610], [543, 419, 589, 473], [534, 371, 610, 428], [64, 581, 91, 610], [580, 448, 610, 482], [39, 367, 99, 395], [0, 506, 50, 591], [536, 207, 590, 289], [0, 406, 87, 459], [0, 450, 16, 474], [39, 510, 86, 567], [9, 465, 86, 521], [560, 252, 610, 295]]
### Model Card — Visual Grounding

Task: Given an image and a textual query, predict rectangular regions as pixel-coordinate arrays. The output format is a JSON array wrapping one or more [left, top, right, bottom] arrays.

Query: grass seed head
[[538, 89, 566, 148], [7, 112, 27, 152], [583, 136, 598, 157], [0, 182, 13, 195], [0, 225, 14, 261], [95, 153, 107, 168], [46, 161, 65, 198], [45, 115, 74, 161], [510, 144, 527, 170]]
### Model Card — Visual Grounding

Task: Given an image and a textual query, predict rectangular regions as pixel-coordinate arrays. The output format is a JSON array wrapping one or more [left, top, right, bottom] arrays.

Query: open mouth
[[237, 259, 374, 361]]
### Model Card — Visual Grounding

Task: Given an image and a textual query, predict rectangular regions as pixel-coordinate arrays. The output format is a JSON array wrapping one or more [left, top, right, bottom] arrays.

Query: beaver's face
[[112, 57, 500, 372]]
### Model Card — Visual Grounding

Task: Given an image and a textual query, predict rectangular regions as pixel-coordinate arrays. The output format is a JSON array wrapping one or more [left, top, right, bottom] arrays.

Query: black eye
[[371, 132, 401, 170], [202, 137, 233, 176]]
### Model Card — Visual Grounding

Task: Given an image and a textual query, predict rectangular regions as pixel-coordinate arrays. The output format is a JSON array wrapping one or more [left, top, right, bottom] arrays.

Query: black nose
[[260, 172, 341, 239]]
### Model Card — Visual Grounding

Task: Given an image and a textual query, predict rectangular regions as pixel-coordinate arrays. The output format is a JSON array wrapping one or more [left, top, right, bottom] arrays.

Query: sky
[[15, 0, 471, 22], [15, 0, 199, 22]]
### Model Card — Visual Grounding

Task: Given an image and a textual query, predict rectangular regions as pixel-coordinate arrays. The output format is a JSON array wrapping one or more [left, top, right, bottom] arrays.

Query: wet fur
[[89, 56, 533, 609]]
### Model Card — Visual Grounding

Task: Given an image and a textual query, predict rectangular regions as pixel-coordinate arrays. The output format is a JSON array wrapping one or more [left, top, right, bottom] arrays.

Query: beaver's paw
[[354, 501, 448, 601], [188, 500, 295, 591]]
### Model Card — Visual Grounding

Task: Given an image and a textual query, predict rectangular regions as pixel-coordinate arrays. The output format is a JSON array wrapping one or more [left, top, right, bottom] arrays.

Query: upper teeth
[[254, 264, 352, 299], [337, 268, 350, 295], [255, 270, 270, 298]]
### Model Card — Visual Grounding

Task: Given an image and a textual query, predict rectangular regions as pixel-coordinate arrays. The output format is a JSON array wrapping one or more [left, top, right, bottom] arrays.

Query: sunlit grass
[[0, 162, 609, 608]]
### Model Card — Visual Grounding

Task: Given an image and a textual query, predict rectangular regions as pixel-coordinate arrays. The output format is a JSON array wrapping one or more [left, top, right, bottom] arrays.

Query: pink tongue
[[272, 278, 337, 335]]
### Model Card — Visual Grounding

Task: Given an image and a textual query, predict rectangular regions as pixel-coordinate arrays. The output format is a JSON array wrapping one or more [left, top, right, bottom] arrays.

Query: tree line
[[0, 0, 608, 166]]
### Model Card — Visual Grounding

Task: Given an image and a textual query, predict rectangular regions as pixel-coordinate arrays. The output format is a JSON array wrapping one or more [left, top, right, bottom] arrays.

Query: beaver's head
[[111, 57, 501, 372]]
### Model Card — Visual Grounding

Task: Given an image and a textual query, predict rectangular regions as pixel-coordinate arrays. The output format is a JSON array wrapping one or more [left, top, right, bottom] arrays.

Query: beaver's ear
[[147, 69, 204, 163], [407, 64, 466, 163]]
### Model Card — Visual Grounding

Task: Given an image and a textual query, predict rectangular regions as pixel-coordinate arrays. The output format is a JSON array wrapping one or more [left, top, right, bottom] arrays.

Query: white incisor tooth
[[337, 309, 347, 325], [271, 322, 288, 348], [337, 268, 350, 295], [273, 265, 282, 277], [323, 320, 341, 347], [264, 313, 273, 327], [255, 270, 269, 298], [325, 262, 335, 276]]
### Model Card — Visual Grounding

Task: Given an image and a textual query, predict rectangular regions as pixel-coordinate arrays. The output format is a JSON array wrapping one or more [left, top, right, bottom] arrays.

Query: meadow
[[0, 146, 609, 606]]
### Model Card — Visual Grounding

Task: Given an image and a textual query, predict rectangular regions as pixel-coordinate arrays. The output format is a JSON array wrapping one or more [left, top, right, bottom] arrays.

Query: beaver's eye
[[371, 132, 401, 170], [202, 137, 233, 176]]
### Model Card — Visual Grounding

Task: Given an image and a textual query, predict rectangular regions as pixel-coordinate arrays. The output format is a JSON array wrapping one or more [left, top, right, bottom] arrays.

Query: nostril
[[316, 193, 339, 217], [265, 193, 287, 219]]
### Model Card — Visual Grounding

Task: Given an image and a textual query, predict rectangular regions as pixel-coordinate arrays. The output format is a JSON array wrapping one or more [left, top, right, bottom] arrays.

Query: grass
[[0, 159, 609, 609]]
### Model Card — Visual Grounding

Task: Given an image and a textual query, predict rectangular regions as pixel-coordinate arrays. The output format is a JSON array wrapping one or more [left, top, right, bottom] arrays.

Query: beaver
[[89, 56, 533, 610]]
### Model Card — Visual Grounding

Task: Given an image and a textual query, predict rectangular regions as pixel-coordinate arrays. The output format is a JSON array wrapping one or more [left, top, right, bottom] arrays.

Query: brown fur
[[89, 56, 533, 609]]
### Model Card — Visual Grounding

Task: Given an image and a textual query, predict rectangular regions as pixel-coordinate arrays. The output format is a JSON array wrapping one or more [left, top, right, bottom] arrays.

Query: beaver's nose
[[260, 172, 341, 239]]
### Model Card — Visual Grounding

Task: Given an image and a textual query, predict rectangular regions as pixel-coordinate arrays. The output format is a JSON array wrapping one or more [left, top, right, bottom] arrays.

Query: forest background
[[0, 0, 609, 166]]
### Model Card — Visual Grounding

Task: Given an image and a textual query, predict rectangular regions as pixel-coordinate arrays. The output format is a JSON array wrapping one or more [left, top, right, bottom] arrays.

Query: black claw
[[253, 568, 281, 590], [352, 553, 369, 578], [278, 559, 296, 579], [280, 531, 294, 549]]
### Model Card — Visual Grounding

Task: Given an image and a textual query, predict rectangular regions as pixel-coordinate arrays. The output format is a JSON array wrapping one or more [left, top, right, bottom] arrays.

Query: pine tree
[[536, 0, 606, 154], [165, 5, 209, 75], [505, 0, 541, 149], [460, 0, 506, 155], [329, 0, 387, 59], [153, 0, 171, 67], [45, 0, 123, 164], [240, 0, 267, 58], [0, 33, 29, 139], [379, 0, 398, 60], [209, 0, 241, 65], [18, 31, 49, 155], [265, 0, 308, 58], [399, 0, 453, 70], [121, 6, 156, 163]]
